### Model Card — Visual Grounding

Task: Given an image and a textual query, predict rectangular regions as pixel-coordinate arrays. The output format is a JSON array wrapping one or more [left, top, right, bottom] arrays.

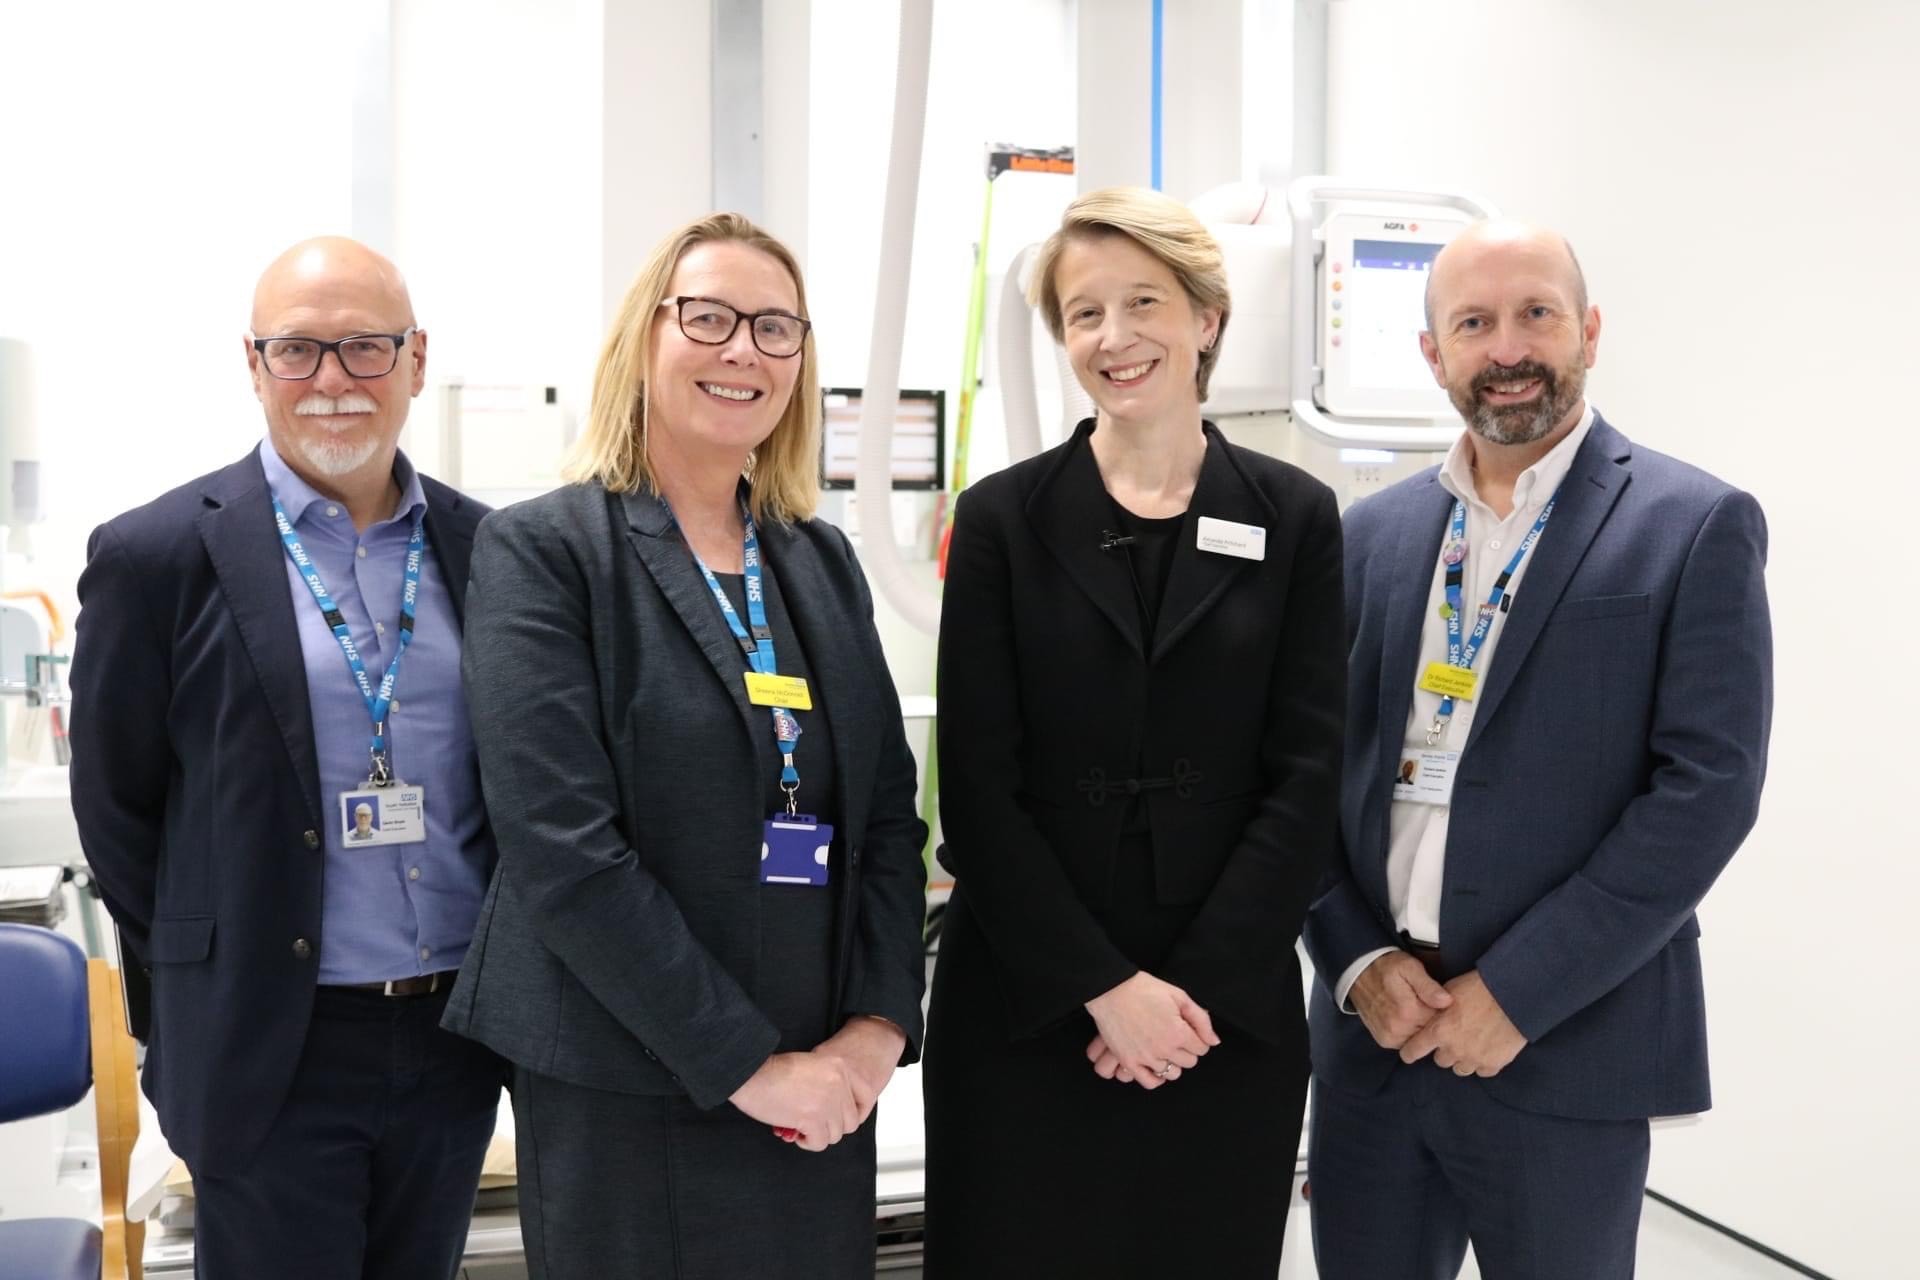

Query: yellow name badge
[[1418, 662, 1479, 701], [744, 673, 813, 710]]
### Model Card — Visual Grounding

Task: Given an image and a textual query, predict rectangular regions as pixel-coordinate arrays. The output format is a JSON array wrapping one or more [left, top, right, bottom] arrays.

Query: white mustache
[[295, 394, 378, 416]]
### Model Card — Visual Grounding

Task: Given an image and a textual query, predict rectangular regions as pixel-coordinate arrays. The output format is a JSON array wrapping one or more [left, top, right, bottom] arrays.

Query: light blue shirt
[[259, 438, 491, 984]]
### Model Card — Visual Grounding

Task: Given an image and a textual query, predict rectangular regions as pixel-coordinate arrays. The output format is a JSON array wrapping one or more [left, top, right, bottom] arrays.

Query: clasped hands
[[728, 1015, 906, 1152], [1350, 952, 1526, 1078], [1083, 970, 1220, 1089]]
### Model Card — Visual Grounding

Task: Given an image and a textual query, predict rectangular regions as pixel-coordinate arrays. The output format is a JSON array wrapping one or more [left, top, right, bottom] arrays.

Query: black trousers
[[190, 985, 502, 1280]]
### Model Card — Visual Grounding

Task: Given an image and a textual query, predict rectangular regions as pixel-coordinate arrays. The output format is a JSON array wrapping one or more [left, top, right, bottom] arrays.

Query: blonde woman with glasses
[[441, 213, 928, 1279]]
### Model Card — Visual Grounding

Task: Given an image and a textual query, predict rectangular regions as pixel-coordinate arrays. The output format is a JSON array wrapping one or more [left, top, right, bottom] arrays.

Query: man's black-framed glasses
[[252, 328, 417, 380], [661, 296, 810, 358]]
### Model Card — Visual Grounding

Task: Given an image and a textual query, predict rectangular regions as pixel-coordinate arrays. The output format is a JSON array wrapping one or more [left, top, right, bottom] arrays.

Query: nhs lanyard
[[676, 500, 803, 813], [1427, 491, 1557, 744], [272, 496, 423, 785]]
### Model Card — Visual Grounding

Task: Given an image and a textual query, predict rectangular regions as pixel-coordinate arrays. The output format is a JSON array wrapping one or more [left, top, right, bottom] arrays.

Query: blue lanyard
[[1427, 490, 1558, 744], [672, 498, 803, 813], [272, 496, 424, 785]]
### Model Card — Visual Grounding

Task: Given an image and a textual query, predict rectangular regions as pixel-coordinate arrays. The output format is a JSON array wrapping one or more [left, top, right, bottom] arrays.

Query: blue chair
[[0, 921, 142, 1279]]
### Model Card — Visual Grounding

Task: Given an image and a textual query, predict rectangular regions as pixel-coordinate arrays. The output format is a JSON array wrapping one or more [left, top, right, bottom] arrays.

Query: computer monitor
[[820, 387, 945, 490]]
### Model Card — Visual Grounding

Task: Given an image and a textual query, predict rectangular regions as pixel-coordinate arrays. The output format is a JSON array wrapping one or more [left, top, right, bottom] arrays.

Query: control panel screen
[[820, 387, 944, 490], [1344, 238, 1445, 394]]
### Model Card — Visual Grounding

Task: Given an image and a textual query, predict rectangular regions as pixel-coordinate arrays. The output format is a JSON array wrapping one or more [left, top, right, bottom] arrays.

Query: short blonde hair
[[1028, 186, 1231, 400], [564, 212, 820, 524]]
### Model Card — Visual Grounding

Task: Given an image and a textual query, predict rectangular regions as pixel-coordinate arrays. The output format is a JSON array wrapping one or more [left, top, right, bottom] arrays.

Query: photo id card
[[1392, 750, 1462, 807], [761, 814, 833, 887], [338, 785, 428, 847]]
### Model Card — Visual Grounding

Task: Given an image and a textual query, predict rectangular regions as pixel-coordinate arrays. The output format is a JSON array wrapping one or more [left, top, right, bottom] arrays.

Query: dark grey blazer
[[441, 481, 928, 1109], [1304, 415, 1773, 1121]]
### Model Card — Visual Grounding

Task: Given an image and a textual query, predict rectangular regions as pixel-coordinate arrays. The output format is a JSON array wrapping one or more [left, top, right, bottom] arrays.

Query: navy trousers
[[1308, 1066, 1650, 1280], [189, 985, 502, 1280]]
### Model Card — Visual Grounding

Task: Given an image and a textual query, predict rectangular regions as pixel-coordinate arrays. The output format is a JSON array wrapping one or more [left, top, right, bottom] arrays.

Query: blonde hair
[[564, 212, 820, 524], [1028, 186, 1231, 400]]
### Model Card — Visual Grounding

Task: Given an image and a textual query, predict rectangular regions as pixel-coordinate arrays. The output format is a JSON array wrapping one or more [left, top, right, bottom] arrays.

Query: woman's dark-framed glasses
[[662, 296, 810, 358], [251, 328, 417, 380]]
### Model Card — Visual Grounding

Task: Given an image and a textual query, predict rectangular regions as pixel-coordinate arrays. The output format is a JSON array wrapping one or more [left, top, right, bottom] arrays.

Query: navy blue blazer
[[67, 450, 487, 1176], [1303, 416, 1772, 1121]]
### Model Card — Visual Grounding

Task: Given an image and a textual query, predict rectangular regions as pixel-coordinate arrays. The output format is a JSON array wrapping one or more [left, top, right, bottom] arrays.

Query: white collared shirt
[[1334, 403, 1596, 1012]]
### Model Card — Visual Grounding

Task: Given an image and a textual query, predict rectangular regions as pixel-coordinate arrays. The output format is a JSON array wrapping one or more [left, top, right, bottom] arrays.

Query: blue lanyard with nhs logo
[[665, 495, 831, 889]]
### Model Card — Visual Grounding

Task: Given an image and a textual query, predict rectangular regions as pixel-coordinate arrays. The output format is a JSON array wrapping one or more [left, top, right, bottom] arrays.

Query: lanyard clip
[[368, 749, 394, 788], [1424, 717, 1447, 748], [781, 780, 799, 817]]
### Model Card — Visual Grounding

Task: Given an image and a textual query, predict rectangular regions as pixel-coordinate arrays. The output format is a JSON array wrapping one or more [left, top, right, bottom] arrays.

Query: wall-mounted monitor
[[820, 387, 945, 490]]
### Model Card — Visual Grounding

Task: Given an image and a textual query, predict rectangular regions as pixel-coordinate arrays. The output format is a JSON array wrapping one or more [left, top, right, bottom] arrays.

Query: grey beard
[[1470, 398, 1563, 446], [293, 431, 383, 478]]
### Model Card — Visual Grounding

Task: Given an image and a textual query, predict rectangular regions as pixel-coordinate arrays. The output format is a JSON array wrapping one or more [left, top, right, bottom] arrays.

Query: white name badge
[[1391, 749, 1461, 807], [1196, 516, 1267, 561], [338, 784, 429, 846]]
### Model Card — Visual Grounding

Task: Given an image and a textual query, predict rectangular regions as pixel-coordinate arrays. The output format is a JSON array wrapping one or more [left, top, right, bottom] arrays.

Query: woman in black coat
[[443, 213, 927, 1278], [922, 187, 1344, 1277]]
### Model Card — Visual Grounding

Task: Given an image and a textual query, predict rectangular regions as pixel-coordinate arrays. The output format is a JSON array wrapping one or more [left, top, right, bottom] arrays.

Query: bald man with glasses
[[70, 237, 504, 1279]]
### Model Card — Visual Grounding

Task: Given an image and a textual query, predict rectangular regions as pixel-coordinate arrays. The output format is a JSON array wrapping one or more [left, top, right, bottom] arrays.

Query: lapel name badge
[[1196, 516, 1266, 561]]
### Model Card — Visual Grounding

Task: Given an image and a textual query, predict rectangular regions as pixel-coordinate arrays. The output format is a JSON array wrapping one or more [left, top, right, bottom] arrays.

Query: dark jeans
[[190, 985, 502, 1280]]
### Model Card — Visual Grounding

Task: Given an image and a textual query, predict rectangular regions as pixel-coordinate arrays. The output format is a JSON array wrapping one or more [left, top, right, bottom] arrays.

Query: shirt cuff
[[1334, 947, 1400, 1014]]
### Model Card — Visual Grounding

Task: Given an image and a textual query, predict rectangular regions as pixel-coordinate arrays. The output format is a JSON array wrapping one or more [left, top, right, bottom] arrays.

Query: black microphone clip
[[1099, 530, 1136, 552]]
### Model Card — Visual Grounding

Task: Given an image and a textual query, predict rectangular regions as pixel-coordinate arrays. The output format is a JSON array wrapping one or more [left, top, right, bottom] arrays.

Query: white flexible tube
[[995, 244, 1044, 465], [852, 0, 942, 637]]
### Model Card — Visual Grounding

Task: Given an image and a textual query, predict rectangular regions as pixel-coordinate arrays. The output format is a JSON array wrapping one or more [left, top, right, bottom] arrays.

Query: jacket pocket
[[148, 915, 215, 963], [1549, 592, 1650, 623]]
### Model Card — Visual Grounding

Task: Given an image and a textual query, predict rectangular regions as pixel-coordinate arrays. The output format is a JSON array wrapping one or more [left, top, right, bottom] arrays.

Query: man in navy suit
[[69, 238, 502, 1279], [1303, 222, 1772, 1279]]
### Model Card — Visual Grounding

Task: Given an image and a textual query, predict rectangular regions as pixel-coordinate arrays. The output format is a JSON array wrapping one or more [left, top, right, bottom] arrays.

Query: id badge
[[1418, 662, 1479, 701], [1195, 515, 1267, 561], [745, 672, 813, 709], [761, 814, 833, 887], [338, 784, 429, 846], [1392, 750, 1461, 807]]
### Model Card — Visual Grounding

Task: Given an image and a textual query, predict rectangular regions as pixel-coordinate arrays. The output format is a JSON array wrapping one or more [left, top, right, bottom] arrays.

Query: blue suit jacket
[[1303, 416, 1772, 1121], [67, 450, 487, 1176]]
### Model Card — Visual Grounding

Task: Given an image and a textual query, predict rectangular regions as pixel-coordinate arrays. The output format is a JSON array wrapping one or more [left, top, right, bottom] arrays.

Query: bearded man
[[1301, 221, 1774, 1280], [70, 237, 503, 1279]]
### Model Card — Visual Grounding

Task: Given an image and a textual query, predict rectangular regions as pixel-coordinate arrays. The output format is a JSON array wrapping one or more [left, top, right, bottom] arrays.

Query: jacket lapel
[[1025, 422, 1146, 658], [420, 477, 477, 619], [1466, 417, 1633, 745], [1375, 474, 1455, 804], [1150, 425, 1274, 663], [619, 488, 760, 748], [198, 452, 323, 829]]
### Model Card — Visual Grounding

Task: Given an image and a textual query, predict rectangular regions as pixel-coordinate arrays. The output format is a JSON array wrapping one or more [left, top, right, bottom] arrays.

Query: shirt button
[[303, 829, 320, 849], [419, 947, 432, 962], [325, 505, 340, 518], [292, 937, 312, 959], [1489, 539, 1503, 550], [356, 546, 368, 559], [389, 700, 401, 713], [408, 866, 421, 881], [375, 622, 386, 634]]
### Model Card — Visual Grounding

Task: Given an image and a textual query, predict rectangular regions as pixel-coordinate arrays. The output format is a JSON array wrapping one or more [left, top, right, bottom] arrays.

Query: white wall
[[0, 2, 364, 622], [1328, 2, 1920, 1274]]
